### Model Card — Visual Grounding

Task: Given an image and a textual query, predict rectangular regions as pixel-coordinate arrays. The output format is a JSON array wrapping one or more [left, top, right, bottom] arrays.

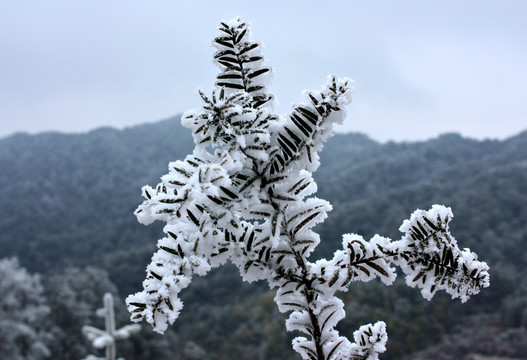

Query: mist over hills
[[1, 116, 526, 359]]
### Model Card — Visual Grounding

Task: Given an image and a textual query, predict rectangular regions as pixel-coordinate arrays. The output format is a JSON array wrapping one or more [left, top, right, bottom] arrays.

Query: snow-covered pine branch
[[126, 17, 490, 359]]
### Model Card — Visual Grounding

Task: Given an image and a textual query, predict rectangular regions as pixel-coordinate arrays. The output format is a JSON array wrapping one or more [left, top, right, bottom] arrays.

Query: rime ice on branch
[[126, 18, 490, 359]]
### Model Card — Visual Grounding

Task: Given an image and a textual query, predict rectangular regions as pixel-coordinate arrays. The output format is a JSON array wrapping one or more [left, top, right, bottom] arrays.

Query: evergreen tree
[[82, 293, 141, 360], [44, 267, 120, 360], [126, 18, 490, 359], [44, 267, 173, 360], [0, 258, 51, 360]]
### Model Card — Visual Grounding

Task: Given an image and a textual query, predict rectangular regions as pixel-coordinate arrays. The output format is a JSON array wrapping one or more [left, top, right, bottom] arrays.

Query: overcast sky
[[1, 1, 525, 141]]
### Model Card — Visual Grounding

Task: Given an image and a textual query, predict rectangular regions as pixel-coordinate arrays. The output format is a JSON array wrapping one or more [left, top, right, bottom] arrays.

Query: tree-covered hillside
[[1, 117, 526, 359], [0, 116, 194, 293]]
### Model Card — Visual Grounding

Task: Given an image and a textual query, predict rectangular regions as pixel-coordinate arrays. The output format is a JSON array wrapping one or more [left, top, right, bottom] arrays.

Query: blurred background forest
[[1, 115, 526, 359]]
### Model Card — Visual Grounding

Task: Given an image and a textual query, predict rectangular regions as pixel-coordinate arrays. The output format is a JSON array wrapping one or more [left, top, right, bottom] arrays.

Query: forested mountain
[[1, 116, 526, 359], [0, 117, 194, 293]]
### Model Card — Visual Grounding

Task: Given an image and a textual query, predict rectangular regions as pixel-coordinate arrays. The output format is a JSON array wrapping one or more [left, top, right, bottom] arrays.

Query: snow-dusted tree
[[127, 18, 490, 359], [0, 257, 51, 360], [83, 293, 141, 360], [44, 267, 120, 360]]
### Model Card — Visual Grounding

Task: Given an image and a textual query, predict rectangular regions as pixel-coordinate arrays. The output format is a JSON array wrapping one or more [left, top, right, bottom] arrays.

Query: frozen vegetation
[[0, 258, 50, 360], [126, 18, 490, 359], [83, 293, 140, 360]]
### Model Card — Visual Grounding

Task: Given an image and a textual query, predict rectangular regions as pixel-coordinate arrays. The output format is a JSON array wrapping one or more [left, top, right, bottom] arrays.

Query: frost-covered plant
[[0, 257, 51, 360], [83, 293, 140, 360], [126, 18, 490, 360]]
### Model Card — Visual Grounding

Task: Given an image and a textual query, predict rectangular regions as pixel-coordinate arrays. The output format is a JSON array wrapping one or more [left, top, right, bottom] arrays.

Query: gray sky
[[1, 1, 526, 141]]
